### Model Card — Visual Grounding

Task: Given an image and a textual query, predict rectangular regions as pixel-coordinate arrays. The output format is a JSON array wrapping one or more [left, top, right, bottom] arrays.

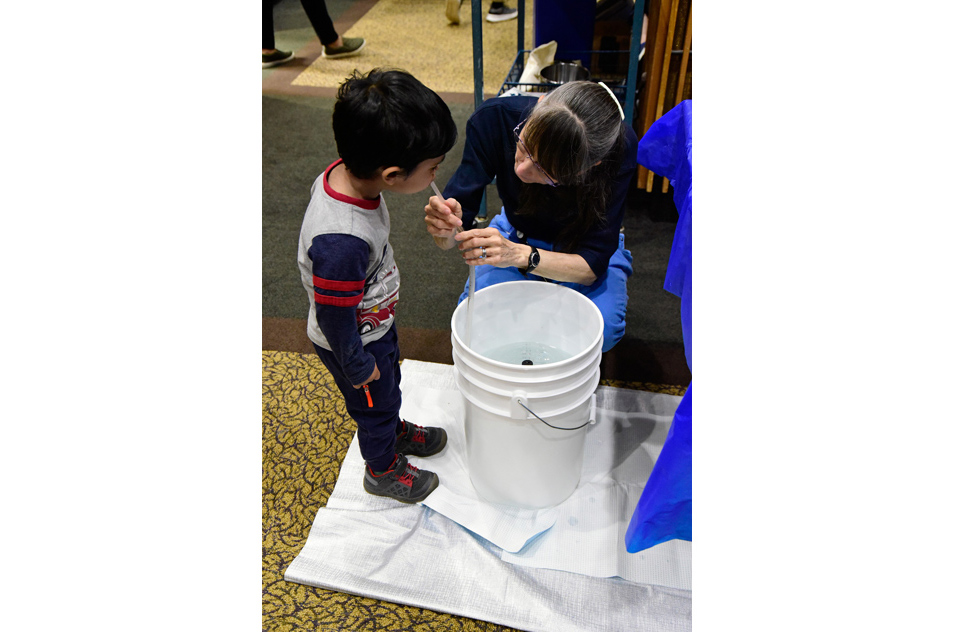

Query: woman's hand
[[456, 229, 599, 285], [425, 195, 463, 250], [455, 227, 524, 268]]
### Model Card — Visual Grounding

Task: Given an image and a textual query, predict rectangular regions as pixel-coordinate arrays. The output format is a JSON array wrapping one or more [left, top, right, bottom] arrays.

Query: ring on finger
[[480, 246, 487, 259]]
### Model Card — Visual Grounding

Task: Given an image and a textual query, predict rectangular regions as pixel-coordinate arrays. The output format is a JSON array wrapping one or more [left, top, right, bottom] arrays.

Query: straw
[[431, 181, 475, 346]]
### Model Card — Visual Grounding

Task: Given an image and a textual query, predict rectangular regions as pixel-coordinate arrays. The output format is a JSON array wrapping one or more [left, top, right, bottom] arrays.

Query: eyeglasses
[[513, 120, 558, 187]]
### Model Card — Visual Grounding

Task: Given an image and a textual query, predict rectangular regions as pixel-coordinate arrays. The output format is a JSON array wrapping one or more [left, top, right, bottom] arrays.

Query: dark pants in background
[[263, 0, 339, 49]]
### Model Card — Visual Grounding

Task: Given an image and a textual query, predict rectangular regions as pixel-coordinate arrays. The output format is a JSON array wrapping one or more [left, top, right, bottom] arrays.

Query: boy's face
[[383, 155, 445, 194]]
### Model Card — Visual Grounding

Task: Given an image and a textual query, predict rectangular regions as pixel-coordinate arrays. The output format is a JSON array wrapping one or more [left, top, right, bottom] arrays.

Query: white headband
[[598, 81, 625, 121]]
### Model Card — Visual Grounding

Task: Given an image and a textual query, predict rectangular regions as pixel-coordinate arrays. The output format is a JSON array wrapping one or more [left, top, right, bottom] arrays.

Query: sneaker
[[446, 0, 463, 24], [486, 3, 518, 22], [323, 37, 366, 59], [262, 49, 294, 68], [395, 420, 448, 457], [364, 454, 440, 503]]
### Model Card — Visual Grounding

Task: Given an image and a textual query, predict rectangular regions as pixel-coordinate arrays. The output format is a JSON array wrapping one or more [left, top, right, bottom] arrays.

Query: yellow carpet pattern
[[262, 349, 686, 631], [292, 0, 534, 95]]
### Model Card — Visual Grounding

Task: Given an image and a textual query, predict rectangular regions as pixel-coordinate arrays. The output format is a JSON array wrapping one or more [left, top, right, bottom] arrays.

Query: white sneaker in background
[[486, 2, 518, 22], [446, 0, 463, 24]]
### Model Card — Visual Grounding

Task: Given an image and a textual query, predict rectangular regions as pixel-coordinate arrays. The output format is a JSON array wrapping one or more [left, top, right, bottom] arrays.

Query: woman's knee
[[581, 269, 628, 352], [601, 313, 626, 352]]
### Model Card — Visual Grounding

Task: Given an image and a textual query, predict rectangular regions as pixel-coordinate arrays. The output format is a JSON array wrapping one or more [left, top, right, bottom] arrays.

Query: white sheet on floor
[[284, 360, 692, 632]]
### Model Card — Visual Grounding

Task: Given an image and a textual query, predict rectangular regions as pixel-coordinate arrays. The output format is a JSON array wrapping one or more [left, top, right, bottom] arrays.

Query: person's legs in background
[[446, 0, 463, 24], [263, 0, 276, 50], [300, 0, 338, 46], [300, 0, 366, 58], [446, 1, 518, 25], [262, 0, 295, 68], [302, 0, 365, 59], [486, 1, 518, 22], [262, 0, 366, 67]]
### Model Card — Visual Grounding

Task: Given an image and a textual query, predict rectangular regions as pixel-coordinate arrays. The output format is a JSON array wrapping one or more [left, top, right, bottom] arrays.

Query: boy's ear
[[381, 166, 404, 184]]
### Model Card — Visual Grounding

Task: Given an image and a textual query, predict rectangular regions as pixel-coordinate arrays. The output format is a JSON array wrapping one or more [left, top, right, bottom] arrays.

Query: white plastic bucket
[[451, 280, 604, 509]]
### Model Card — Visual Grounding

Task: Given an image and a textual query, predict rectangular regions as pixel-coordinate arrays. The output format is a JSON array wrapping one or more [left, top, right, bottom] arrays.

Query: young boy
[[297, 69, 458, 503]]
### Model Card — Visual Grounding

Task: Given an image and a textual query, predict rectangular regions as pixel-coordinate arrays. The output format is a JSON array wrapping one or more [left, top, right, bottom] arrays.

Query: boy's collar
[[323, 159, 381, 209]]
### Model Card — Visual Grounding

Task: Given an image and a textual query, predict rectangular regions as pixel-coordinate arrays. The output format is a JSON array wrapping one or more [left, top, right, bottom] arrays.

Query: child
[[297, 69, 458, 503]]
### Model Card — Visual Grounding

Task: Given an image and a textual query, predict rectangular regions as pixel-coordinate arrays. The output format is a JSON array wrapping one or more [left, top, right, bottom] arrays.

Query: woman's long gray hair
[[518, 81, 627, 251]]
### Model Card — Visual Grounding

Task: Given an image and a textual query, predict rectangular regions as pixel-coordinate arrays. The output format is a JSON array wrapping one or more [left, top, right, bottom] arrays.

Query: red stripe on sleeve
[[314, 275, 365, 292], [315, 291, 364, 307]]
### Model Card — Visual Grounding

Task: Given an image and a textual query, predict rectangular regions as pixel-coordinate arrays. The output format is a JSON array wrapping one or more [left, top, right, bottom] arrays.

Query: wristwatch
[[526, 246, 540, 274]]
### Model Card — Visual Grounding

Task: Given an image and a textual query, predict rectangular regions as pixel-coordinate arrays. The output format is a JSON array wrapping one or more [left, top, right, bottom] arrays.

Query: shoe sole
[[323, 40, 367, 59], [364, 473, 440, 504], [262, 56, 294, 68], [446, 0, 460, 24], [486, 13, 518, 22]]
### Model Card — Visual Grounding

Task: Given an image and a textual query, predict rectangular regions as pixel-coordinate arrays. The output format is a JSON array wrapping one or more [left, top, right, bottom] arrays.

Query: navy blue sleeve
[[309, 233, 375, 385], [443, 97, 534, 228]]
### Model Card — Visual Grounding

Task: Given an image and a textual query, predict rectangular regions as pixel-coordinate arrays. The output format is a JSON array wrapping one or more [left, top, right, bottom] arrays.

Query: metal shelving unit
[[470, 0, 645, 125], [498, 49, 630, 101]]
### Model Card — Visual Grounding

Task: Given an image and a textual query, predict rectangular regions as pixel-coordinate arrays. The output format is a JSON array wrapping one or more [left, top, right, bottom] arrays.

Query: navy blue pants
[[312, 325, 401, 472]]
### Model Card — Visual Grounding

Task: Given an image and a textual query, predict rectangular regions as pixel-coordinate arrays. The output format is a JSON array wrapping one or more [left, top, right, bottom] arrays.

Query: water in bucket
[[481, 341, 573, 366]]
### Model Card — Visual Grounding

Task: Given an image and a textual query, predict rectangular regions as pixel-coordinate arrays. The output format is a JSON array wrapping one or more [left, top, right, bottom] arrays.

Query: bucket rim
[[450, 281, 604, 368]]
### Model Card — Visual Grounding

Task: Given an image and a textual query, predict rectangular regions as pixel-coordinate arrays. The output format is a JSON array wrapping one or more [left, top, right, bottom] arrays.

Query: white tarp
[[285, 360, 692, 632]]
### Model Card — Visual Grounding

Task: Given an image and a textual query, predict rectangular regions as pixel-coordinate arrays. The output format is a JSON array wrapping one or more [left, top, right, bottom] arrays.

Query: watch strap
[[526, 246, 540, 273]]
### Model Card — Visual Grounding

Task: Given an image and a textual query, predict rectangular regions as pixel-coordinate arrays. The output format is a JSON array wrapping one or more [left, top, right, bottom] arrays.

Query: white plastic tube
[[432, 181, 474, 345]]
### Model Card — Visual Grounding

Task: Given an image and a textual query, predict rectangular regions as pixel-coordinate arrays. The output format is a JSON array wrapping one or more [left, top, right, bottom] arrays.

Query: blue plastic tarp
[[640, 99, 692, 372], [625, 100, 693, 554], [626, 383, 692, 552]]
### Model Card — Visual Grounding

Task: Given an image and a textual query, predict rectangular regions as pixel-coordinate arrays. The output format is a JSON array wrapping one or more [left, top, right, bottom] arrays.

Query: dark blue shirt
[[443, 96, 638, 278]]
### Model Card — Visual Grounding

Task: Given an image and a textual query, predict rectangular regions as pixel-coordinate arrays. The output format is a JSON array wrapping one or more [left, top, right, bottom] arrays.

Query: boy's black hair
[[333, 68, 458, 179]]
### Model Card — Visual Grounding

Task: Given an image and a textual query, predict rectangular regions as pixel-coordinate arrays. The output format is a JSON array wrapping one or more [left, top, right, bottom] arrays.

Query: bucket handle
[[514, 393, 597, 431]]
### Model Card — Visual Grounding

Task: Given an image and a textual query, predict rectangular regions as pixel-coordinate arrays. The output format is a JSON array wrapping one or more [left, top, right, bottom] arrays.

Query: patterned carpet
[[262, 349, 686, 631]]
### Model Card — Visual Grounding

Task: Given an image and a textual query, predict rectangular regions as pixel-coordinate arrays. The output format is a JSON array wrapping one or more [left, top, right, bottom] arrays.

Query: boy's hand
[[354, 362, 380, 388], [425, 195, 463, 249]]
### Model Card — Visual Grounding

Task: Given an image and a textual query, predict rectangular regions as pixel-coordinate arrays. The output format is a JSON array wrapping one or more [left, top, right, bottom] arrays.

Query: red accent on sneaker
[[400, 420, 427, 445], [397, 463, 418, 487]]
